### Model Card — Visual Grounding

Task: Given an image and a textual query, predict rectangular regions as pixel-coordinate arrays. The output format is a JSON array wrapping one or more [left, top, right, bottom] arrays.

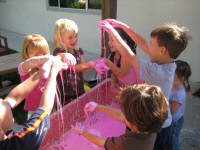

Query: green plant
[[71, 2, 85, 9], [89, 1, 101, 9]]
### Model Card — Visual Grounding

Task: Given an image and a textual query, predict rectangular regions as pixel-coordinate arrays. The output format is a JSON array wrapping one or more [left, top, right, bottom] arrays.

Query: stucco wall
[[0, 0, 102, 54], [0, 0, 199, 82]]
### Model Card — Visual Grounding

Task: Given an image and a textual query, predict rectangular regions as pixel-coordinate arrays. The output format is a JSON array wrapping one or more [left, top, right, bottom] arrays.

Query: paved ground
[[180, 81, 200, 150]]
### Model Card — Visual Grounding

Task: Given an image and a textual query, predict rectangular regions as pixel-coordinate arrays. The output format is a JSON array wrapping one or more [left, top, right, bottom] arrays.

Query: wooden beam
[[102, 0, 117, 20], [101, 0, 117, 58]]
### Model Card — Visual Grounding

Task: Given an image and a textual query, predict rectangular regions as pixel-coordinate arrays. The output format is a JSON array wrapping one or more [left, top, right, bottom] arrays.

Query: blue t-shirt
[[0, 109, 50, 150], [169, 87, 186, 122], [140, 59, 176, 128]]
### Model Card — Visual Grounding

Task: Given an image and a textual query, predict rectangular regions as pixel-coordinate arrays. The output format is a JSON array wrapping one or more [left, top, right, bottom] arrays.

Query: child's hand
[[102, 58, 108, 65], [60, 53, 76, 66], [41, 56, 66, 79], [93, 58, 110, 73], [88, 61, 95, 67], [71, 123, 84, 135], [104, 19, 130, 29], [104, 19, 121, 28], [84, 101, 98, 113], [99, 21, 115, 34], [51, 56, 67, 72]]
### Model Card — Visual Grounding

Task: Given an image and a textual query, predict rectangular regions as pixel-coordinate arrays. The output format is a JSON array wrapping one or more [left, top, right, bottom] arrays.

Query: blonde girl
[[18, 34, 53, 119], [53, 19, 94, 106]]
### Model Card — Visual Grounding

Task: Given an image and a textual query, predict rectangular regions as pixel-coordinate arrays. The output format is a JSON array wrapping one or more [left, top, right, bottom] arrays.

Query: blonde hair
[[54, 18, 79, 51], [22, 34, 50, 61]]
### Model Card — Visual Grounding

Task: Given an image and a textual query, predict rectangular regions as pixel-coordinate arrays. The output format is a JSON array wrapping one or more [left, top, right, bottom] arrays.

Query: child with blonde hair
[[53, 18, 94, 106], [19, 34, 76, 118], [19, 34, 53, 119]]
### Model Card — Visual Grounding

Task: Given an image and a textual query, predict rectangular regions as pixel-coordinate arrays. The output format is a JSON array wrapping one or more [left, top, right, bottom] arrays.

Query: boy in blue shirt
[[100, 19, 190, 150]]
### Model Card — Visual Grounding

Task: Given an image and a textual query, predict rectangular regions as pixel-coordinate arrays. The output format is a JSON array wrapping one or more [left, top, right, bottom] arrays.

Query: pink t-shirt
[[117, 57, 144, 85], [18, 62, 46, 111]]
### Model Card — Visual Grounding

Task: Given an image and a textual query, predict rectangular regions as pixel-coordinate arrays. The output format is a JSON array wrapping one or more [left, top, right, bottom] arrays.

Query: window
[[48, 0, 102, 10]]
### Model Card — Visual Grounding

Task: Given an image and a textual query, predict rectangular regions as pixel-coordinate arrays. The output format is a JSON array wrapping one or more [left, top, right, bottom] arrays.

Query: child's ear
[[160, 46, 167, 55]]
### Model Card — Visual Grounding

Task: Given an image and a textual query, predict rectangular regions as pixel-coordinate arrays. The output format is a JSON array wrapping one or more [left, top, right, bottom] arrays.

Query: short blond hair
[[54, 18, 79, 51], [22, 34, 50, 61]]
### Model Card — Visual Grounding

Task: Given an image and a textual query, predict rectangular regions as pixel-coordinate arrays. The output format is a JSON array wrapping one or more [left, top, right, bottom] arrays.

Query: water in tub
[[49, 103, 126, 150]]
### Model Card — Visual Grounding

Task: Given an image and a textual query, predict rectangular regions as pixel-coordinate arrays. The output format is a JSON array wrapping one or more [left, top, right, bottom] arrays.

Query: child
[[0, 57, 69, 149], [18, 34, 53, 119], [19, 34, 76, 119], [104, 27, 144, 94], [169, 60, 192, 150], [72, 84, 168, 150], [53, 18, 94, 105], [100, 19, 191, 150]]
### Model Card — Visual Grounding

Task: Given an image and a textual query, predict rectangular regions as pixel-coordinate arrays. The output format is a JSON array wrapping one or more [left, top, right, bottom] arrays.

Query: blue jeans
[[153, 125, 172, 150], [170, 116, 184, 150]]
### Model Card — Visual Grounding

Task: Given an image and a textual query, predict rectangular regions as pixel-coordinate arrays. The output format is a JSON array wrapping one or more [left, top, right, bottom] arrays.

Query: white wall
[[117, 0, 200, 82], [0, 0, 199, 82], [0, 0, 102, 54]]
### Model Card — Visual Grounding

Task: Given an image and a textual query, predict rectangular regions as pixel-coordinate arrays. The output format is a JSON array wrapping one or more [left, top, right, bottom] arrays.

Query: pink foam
[[47, 107, 125, 150], [40, 79, 124, 150]]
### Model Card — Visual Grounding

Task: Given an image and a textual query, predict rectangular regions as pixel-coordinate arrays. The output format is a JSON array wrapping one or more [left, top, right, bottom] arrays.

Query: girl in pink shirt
[[18, 34, 76, 119], [18, 34, 53, 119], [104, 28, 144, 96]]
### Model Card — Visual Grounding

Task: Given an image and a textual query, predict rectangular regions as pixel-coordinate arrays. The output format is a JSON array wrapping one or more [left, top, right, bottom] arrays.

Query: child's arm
[[71, 101, 125, 147], [170, 101, 181, 115], [74, 61, 94, 72], [71, 125, 107, 148], [111, 73, 118, 85], [4, 70, 44, 109], [75, 54, 94, 72], [96, 105, 125, 122], [101, 21, 141, 70], [38, 58, 64, 114], [22, 55, 54, 71], [85, 102, 125, 122], [105, 58, 131, 77]]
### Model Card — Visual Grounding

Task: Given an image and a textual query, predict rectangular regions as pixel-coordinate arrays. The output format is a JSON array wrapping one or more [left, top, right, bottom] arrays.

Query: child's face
[[28, 49, 47, 58], [61, 32, 78, 50], [149, 37, 163, 63], [108, 36, 118, 52], [0, 99, 14, 133]]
